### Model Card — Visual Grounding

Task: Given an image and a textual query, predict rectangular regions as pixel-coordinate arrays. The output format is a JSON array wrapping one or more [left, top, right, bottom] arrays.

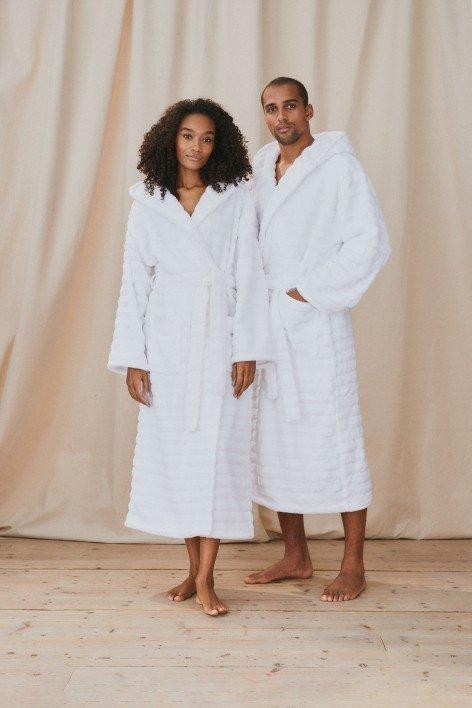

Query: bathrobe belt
[[266, 277, 303, 423], [151, 269, 236, 432]]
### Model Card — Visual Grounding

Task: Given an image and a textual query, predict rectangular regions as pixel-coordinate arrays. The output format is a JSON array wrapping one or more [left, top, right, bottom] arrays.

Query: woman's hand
[[232, 361, 256, 398], [126, 368, 152, 406]]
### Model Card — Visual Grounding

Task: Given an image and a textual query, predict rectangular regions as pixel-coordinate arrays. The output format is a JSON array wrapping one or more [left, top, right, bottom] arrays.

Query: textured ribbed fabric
[[250, 132, 391, 513], [108, 180, 272, 538]]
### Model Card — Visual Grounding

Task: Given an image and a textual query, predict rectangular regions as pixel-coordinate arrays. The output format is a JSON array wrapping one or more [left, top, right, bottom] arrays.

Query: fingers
[[126, 369, 151, 406], [136, 377, 150, 406], [143, 371, 152, 405], [240, 366, 255, 396], [233, 364, 244, 398], [233, 362, 256, 398], [231, 362, 237, 387]]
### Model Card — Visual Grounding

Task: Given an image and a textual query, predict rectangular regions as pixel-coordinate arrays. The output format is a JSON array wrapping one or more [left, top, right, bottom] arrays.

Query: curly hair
[[137, 98, 252, 199]]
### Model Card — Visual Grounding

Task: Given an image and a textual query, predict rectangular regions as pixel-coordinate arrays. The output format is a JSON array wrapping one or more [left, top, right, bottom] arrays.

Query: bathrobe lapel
[[256, 132, 348, 257], [128, 181, 237, 271]]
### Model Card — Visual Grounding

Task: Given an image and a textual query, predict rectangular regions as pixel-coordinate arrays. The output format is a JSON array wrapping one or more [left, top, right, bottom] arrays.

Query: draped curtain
[[1, 0, 471, 541]]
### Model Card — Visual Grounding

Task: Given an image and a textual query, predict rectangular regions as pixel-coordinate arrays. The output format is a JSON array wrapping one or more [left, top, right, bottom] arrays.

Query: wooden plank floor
[[0, 539, 471, 705]]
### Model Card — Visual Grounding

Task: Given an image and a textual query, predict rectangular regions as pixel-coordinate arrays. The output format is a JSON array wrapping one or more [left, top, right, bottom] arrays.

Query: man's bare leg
[[244, 512, 314, 584], [167, 537, 200, 602], [321, 508, 367, 602]]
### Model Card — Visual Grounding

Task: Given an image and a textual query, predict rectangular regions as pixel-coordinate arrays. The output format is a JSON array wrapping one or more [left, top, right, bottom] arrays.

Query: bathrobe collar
[[253, 131, 356, 250], [128, 180, 238, 271], [128, 180, 237, 230]]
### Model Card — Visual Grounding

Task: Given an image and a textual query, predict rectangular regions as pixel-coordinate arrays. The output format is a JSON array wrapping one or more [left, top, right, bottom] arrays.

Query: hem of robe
[[124, 515, 255, 541], [252, 493, 372, 515]]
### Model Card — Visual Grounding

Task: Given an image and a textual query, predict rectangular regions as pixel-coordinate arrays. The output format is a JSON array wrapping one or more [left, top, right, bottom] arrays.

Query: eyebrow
[[264, 98, 300, 110], [180, 126, 215, 134]]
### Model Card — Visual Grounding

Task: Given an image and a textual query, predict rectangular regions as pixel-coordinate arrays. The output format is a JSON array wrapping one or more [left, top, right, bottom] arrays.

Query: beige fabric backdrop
[[1, 0, 471, 542]]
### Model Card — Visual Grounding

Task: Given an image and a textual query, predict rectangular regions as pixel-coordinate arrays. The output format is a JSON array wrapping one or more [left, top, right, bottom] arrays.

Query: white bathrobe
[[107, 180, 272, 539], [250, 131, 391, 514]]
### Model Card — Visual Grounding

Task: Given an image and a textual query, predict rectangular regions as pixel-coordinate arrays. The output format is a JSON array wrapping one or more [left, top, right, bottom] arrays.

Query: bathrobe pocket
[[279, 291, 320, 355], [145, 314, 183, 373], [280, 290, 314, 311]]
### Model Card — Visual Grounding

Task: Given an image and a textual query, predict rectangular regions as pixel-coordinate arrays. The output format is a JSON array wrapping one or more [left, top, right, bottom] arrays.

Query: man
[[247, 77, 391, 601]]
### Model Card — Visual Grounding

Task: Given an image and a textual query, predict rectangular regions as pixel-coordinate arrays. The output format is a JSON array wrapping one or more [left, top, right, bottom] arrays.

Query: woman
[[107, 99, 272, 616]]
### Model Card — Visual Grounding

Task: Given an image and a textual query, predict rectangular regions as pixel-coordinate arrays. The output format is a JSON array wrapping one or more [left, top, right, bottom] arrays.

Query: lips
[[276, 125, 292, 133], [186, 155, 202, 161]]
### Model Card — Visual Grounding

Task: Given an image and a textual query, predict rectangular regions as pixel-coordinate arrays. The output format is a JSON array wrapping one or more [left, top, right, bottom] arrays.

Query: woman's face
[[175, 113, 215, 173]]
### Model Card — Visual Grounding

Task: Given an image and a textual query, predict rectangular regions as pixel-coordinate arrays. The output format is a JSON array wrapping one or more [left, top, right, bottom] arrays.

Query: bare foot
[[166, 575, 197, 602], [195, 576, 228, 616], [321, 567, 366, 602], [244, 556, 314, 585]]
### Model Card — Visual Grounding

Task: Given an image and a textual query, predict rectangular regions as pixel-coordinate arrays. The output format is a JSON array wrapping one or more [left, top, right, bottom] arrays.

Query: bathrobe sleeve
[[296, 154, 391, 312], [231, 186, 273, 364], [107, 203, 153, 375]]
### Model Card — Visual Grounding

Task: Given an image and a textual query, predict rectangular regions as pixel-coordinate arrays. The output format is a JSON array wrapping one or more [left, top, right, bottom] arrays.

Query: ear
[[306, 104, 314, 120]]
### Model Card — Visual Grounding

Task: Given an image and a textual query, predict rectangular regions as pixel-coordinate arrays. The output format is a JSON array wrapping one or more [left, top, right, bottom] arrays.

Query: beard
[[274, 126, 302, 145]]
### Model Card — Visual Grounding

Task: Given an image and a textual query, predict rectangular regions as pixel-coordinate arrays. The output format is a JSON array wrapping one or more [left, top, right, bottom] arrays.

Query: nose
[[276, 113, 289, 125]]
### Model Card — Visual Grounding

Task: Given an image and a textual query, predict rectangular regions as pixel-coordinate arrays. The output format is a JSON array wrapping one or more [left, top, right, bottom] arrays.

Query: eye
[[266, 106, 275, 113], [183, 133, 193, 139], [287, 103, 297, 109], [203, 137, 214, 143]]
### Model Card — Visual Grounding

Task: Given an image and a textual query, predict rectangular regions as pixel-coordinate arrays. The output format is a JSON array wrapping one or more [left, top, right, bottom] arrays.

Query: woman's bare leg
[[195, 537, 228, 616], [167, 537, 200, 602]]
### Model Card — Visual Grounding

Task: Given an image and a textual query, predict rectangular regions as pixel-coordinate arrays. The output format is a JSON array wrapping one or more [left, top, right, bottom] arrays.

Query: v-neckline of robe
[[128, 179, 237, 235], [174, 185, 211, 221], [273, 138, 317, 187]]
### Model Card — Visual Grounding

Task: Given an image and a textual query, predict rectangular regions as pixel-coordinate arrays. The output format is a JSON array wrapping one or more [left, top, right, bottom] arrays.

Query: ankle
[[195, 572, 214, 586], [341, 556, 365, 573], [283, 549, 312, 566]]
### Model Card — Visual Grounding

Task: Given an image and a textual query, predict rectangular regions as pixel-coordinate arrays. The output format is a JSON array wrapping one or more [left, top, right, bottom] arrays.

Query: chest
[[257, 172, 340, 230], [142, 201, 240, 270], [176, 187, 206, 217]]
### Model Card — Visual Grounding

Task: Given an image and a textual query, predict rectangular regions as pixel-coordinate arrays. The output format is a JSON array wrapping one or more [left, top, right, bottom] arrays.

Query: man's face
[[261, 84, 313, 146]]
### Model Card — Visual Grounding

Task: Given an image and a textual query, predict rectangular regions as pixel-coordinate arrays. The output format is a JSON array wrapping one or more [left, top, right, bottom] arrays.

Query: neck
[[278, 132, 315, 164], [177, 165, 203, 188]]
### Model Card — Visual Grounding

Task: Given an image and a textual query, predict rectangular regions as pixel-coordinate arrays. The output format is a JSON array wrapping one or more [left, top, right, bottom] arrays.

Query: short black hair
[[261, 77, 309, 108], [137, 98, 251, 199]]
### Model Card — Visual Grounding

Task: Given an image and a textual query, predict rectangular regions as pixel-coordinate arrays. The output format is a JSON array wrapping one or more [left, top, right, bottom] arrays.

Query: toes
[[203, 606, 219, 616]]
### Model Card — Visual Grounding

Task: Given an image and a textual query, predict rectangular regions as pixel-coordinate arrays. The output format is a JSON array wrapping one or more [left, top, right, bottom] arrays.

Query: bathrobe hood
[[251, 132, 365, 247]]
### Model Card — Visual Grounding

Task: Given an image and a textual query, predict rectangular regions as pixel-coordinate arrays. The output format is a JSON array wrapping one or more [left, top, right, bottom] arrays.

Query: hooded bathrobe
[[107, 180, 272, 539], [250, 131, 391, 514]]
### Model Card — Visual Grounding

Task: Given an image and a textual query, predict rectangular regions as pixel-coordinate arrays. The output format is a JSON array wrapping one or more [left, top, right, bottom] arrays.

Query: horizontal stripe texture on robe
[[107, 180, 272, 539], [250, 131, 391, 513]]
